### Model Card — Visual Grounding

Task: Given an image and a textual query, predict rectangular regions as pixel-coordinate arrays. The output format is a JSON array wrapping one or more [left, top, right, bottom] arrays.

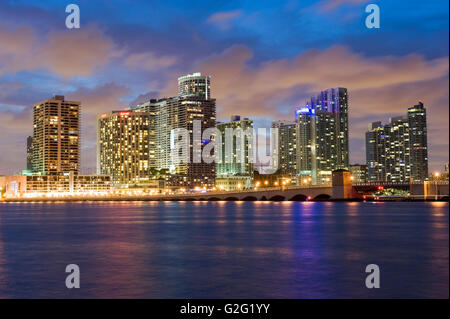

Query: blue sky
[[0, 0, 448, 173]]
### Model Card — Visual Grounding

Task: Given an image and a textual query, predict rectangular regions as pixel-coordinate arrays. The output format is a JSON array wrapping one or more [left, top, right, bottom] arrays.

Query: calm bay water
[[0, 201, 448, 298]]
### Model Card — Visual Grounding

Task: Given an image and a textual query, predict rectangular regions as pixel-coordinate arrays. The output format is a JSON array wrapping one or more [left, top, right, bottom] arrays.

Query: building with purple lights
[[295, 88, 349, 184]]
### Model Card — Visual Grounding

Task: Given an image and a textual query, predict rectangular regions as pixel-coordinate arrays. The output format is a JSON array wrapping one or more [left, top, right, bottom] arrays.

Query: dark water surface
[[0, 201, 448, 298]]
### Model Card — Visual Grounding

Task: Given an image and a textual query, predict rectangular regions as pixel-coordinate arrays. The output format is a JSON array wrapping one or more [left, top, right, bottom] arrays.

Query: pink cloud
[[124, 52, 177, 70], [0, 24, 120, 77]]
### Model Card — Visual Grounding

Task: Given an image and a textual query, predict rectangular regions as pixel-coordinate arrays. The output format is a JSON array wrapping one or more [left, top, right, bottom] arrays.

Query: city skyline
[[0, 0, 448, 174], [4, 73, 446, 179]]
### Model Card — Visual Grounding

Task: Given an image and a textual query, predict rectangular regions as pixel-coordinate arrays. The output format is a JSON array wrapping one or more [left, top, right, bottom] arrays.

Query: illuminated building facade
[[295, 88, 349, 184], [366, 121, 389, 182], [349, 164, 368, 183], [165, 96, 216, 188], [272, 120, 297, 177], [388, 116, 411, 182], [32, 95, 80, 175], [27, 136, 33, 171], [2, 173, 111, 198], [97, 111, 151, 186], [216, 116, 253, 175], [408, 102, 428, 181], [366, 118, 411, 183], [366, 102, 428, 183], [178, 72, 211, 99], [130, 99, 162, 169], [215, 175, 253, 191]]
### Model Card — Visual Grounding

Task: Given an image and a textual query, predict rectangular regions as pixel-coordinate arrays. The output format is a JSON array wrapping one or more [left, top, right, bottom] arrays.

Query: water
[[0, 201, 448, 298]]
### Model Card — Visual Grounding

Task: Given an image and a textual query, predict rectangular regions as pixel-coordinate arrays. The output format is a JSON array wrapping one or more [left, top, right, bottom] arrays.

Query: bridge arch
[[224, 197, 239, 201], [269, 195, 286, 201], [242, 196, 258, 201], [313, 194, 331, 201], [289, 194, 307, 201]]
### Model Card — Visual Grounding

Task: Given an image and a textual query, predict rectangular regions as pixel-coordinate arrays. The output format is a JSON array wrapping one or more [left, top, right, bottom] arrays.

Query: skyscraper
[[272, 120, 297, 176], [295, 88, 349, 184], [165, 95, 216, 188], [408, 102, 428, 181], [26, 136, 33, 171], [366, 121, 389, 182], [387, 116, 411, 182], [365, 102, 428, 182], [97, 111, 150, 186], [130, 99, 162, 170], [217, 115, 254, 176], [178, 72, 211, 100], [32, 95, 80, 175]]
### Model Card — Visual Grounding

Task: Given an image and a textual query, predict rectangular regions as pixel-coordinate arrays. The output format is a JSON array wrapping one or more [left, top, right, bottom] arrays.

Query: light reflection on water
[[0, 201, 448, 298]]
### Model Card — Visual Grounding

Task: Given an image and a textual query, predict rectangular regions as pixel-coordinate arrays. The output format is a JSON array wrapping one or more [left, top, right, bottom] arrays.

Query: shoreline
[[1, 197, 448, 203]]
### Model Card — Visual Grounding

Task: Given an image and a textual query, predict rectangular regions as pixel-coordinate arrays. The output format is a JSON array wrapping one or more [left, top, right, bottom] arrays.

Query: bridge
[[161, 185, 333, 201]]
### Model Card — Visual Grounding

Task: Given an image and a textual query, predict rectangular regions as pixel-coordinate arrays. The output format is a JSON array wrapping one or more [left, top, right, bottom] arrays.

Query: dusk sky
[[0, 0, 448, 174]]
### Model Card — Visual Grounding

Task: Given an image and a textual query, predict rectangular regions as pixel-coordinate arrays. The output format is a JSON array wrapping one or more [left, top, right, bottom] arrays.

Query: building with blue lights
[[295, 88, 349, 185]]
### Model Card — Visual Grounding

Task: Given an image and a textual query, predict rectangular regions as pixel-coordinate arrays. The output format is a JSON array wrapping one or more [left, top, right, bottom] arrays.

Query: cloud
[[40, 27, 121, 77], [206, 10, 242, 30], [184, 45, 448, 116], [65, 83, 130, 116], [0, 24, 119, 77], [124, 52, 177, 70]]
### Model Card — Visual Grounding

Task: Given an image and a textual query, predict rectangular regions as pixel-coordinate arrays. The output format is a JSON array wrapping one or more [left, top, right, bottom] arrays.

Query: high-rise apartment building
[[295, 88, 349, 184], [164, 95, 216, 188], [26, 136, 33, 171], [97, 111, 150, 186], [130, 99, 162, 170], [367, 118, 412, 183], [130, 73, 217, 188], [216, 115, 254, 178], [408, 102, 428, 181], [272, 120, 297, 176], [32, 95, 80, 175], [387, 116, 411, 182], [365, 102, 428, 182], [366, 121, 389, 182], [178, 72, 211, 100]]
